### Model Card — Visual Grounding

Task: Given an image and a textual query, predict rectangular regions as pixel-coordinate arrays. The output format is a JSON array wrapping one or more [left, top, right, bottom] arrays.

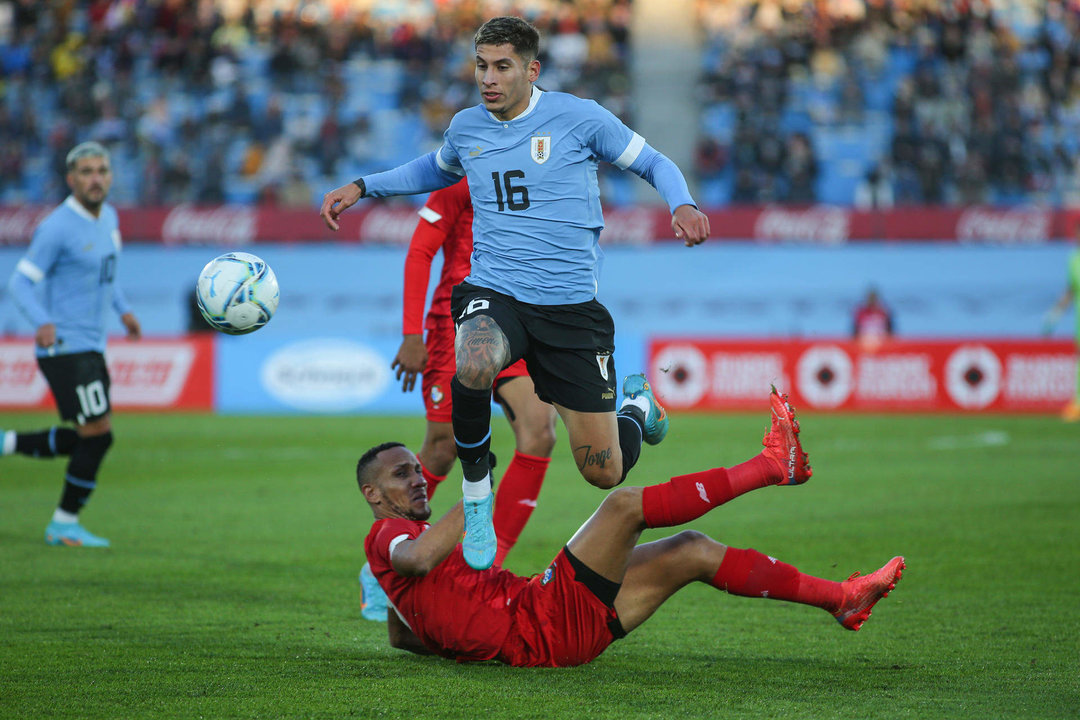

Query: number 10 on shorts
[[76, 380, 109, 420]]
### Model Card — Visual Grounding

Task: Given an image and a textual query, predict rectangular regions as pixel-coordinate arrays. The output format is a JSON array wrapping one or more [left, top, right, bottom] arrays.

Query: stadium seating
[[0, 1, 631, 208]]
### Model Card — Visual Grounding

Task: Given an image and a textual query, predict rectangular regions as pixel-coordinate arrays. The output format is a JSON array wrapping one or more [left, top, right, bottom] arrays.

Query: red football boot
[[833, 556, 906, 631], [761, 386, 812, 485]]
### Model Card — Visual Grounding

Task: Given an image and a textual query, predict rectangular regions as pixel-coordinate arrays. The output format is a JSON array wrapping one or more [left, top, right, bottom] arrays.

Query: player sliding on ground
[[357, 388, 905, 667]]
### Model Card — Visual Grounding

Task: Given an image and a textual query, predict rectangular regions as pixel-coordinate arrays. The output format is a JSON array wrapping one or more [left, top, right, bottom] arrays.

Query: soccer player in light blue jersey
[[322, 16, 709, 570], [3, 142, 142, 547]]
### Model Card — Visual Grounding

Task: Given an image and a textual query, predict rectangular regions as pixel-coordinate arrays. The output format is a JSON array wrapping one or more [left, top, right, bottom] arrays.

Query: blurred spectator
[[278, 169, 314, 208], [854, 164, 894, 209], [853, 286, 894, 352], [784, 132, 818, 203]]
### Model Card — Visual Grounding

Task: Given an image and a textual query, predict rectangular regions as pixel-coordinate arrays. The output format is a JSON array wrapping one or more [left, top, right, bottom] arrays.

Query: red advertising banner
[[648, 338, 1077, 413], [0, 336, 214, 411], [0, 204, 1074, 246]]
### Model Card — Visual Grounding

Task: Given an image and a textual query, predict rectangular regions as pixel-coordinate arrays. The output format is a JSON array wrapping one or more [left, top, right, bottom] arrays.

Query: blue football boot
[[359, 562, 388, 622], [622, 373, 669, 445], [45, 521, 110, 548], [462, 493, 496, 570]]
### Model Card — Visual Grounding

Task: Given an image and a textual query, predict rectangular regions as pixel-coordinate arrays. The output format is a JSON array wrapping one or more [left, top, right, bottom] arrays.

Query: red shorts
[[422, 319, 528, 423], [496, 548, 620, 668]]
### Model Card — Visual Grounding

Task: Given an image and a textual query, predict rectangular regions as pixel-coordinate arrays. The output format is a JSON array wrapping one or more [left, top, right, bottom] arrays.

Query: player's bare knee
[[599, 486, 645, 521], [671, 530, 726, 573], [79, 416, 111, 437], [455, 316, 509, 389], [421, 435, 457, 477], [454, 359, 500, 390], [519, 419, 557, 457], [581, 462, 623, 489]]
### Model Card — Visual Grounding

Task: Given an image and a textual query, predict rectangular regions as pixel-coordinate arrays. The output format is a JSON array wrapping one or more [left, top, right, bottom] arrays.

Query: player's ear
[[527, 58, 540, 83], [360, 482, 382, 506]]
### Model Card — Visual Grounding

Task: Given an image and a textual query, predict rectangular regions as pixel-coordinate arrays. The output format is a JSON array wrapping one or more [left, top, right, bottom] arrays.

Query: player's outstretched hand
[[121, 313, 142, 341], [391, 334, 428, 392], [320, 182, 364, 231], [672, 204, 710, 247]]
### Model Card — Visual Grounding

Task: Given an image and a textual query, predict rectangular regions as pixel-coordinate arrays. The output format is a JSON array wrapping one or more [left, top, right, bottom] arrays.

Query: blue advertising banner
[[216, 330, 646, 415]]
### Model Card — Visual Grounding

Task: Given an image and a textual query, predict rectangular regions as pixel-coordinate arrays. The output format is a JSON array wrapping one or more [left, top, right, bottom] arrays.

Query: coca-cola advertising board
[[648, 338, 1076, 413], [0, 336, 214, 410], [0, 205, 1074, 245]]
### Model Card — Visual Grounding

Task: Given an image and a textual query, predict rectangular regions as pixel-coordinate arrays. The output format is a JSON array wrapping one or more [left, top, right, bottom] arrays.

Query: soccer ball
[[195, 252, 279, 335]]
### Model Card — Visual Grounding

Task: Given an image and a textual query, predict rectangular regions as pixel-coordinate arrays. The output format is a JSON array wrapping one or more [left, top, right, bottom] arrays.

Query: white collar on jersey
[[64, 195, 102, 222], [486, 85, 543, 123]]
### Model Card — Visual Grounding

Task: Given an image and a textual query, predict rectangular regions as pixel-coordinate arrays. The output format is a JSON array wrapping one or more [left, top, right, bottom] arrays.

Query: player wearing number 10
[[321, 16, 710, 570], [3, 142, 142, 547]]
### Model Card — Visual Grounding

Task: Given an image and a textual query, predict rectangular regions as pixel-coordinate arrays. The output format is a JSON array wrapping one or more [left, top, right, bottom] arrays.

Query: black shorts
[[37, 351, 112, 424], [451, 281, 617, 412]]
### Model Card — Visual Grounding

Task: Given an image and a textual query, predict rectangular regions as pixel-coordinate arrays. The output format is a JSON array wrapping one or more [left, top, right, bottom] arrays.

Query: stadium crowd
[[696, 0, 1080, 206], [0, 0, 632, 207], [2, 1, 1078, 208]]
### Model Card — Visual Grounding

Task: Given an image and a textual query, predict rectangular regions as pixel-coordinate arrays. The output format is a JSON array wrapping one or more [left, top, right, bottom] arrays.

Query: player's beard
[[76, 188, 107, 213], [388, 498, 431, 522]]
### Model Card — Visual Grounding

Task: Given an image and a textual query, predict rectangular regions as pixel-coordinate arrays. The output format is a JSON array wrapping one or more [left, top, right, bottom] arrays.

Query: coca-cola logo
[[162, 205, 257, 246], [956, 208, 1051, 244], [754, 206, 849, 244], [0, 207, 52, 245], [359, 206, 420, 245], [600, 209, 655, 246]]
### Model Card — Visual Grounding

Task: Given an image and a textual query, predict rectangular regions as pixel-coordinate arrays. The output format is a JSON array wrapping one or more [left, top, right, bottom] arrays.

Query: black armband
[[353, 178, 366, 197]]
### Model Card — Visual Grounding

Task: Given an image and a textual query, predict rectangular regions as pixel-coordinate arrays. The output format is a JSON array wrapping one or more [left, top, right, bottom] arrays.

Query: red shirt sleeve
[[403, 180, 470, 335], [364, 518, 427, 578]]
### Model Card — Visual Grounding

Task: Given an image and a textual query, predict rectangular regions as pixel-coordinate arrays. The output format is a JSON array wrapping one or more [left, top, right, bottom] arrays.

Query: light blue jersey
[[9, 196, 132, 356], [363, 87, 696, 304]]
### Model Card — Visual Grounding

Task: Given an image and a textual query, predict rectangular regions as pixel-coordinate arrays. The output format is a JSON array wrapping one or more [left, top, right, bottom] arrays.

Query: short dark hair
[[474, 16, 540, 62], [356, 441, 406, 490]]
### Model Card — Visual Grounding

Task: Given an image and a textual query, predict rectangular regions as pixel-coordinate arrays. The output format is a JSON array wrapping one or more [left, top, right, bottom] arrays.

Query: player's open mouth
[[483, 92, 500, 102]]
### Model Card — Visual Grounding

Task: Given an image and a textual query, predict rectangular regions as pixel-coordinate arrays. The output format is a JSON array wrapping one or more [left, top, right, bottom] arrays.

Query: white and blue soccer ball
[[195, 252, 280, 335]]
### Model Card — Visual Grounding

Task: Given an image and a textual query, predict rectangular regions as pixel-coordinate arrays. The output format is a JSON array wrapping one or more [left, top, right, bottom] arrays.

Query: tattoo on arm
[[455, 315, 510, 387]]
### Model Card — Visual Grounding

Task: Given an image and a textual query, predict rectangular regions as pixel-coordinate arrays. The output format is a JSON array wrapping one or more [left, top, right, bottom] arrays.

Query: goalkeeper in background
[[1043, 228, 1080, 422]]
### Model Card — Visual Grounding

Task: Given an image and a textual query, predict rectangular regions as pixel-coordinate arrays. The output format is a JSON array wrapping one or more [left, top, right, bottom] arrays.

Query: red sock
[[419, 462, 446, 501], [727, 452, 782, 493], [493, 451, 550, 565], [711, 547, 843, 611], [641, 453, 779, 529]]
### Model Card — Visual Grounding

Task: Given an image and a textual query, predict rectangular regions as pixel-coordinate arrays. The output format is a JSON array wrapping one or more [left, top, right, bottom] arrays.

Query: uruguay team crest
[[530, 135, 551, 164]]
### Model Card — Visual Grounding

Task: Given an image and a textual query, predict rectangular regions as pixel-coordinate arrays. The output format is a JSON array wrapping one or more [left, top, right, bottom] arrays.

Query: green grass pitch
[[1, 409, 1077, 719]]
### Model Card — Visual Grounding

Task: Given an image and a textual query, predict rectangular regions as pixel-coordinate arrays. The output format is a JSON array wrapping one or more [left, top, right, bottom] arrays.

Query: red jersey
[[402, 179, 474, 334], [365, 516, 529, 663], [365, 518, 619, 667]]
